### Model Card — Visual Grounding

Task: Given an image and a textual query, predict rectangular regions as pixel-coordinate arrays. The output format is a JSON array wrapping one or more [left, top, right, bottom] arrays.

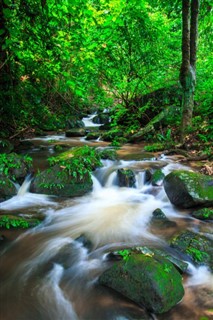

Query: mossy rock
[[31, 164, 93, 197], [150, 208, 177, 229], [163, 170, 213, 208], [99, 252, 184, 314], [0, 152, 33, 184], [152, 169, 165, 186], [191, 208, 213, 221], [0, 175, 17, 201], [117, 168, 136, 188], [170, 231, 213, 270]]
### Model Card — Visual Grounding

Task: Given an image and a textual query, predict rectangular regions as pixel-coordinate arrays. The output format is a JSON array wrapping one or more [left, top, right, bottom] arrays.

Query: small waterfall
[[0, 175, 56, 210], [135, 171, 146, 189], [82, 114, 102, 128], [17, 175, 32, 196]]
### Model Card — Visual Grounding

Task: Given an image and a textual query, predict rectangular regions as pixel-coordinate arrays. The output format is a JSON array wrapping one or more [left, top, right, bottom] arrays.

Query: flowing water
[[0, 133, 212, 320]]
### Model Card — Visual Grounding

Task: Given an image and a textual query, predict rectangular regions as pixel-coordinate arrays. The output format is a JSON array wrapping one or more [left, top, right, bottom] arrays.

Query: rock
[[92, 113, 110, 125], [152, 169, 165, 186], [65, 128, 86, 137], [117, 168, 136, 188], [0, 175, 17, 201], [31, 164, 93, 197], [150, 208, 177, 229], [163, 170, 213, 208], [99, 251, 184, 314], [191, 208, 213, 221], [170, 231, 213, 271]]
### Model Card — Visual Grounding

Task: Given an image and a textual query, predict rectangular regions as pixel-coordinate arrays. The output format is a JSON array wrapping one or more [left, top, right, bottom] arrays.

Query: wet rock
[[92, 113, 110, 125], [117, 168, 136, 188], [163, 170, 213, 208], [150, 208, 177, 229], [0, 175, 17, 201], [0, 152, 33, 185], [170, 230, 213, 271], [99, 251, 184, 314], [65, 128, 86, 137], [191, 208, 213, 221], [31, 164, 93, 197], [151, 169, 165, 186]]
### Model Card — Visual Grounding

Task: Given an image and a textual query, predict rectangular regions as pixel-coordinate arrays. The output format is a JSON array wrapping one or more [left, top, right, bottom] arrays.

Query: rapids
[[0, 135, 212, 320]]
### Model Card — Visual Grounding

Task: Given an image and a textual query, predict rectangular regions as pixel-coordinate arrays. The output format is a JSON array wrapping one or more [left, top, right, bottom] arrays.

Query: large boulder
[[99, 251, 184, 314], [31, 146, 102, 197], [163, 170, 213, 208], [31, 164, 93, 197]]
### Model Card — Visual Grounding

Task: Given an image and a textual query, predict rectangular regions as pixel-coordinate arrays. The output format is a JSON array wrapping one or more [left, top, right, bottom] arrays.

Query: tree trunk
[[179, 0, 200, 143]]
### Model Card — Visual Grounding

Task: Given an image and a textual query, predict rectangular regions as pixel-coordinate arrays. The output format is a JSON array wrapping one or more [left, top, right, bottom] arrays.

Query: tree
[[179, 0, 200, 142]]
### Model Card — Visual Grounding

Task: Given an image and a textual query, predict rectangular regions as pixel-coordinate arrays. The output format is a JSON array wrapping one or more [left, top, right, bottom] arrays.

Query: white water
[[82, 113, 102, 127], [0, 157, 212, 320]]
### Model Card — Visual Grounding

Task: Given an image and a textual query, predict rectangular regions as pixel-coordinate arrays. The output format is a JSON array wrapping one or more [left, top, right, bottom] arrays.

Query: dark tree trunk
[[179, 0, 200, 143]]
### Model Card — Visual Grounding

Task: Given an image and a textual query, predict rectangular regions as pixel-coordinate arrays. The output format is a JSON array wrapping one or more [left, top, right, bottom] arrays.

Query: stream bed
[[0, 133, 212, 320]]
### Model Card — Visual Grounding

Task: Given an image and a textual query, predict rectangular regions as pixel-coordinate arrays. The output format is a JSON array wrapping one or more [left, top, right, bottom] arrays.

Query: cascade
[[0, 145, 212, 320]]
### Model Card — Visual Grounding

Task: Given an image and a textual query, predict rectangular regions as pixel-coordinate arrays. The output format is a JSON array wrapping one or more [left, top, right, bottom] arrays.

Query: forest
[[0, 0, 212, 155]]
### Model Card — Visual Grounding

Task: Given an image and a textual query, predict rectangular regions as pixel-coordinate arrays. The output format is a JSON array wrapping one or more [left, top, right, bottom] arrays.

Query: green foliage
[[0, 215, 39, 229], [144, 143, 166, 152], [0, 153, 32, 182], [117, 249, 131, 262], [186, 247, 209, 263], [47, 145, 102, 180]]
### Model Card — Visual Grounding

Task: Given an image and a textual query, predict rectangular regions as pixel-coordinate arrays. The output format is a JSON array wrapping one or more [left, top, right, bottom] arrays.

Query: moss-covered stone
[[0, 175, 17, 201], [117, 168, 136, 188], [150, 208, 177, 229], [31, 164, 93, 197], [152, 169, 165, 186], [31, 146, 102, 197], [163, 170, 213, 208], [0, 153, 33, 183], [191, 208, 213, 221], [170, 231, 213, 270], [99, 252, 184, 314]]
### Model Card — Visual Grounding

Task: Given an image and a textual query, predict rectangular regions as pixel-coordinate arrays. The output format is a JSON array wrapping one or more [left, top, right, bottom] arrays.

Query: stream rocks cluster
[[0, 141, 213, 317]]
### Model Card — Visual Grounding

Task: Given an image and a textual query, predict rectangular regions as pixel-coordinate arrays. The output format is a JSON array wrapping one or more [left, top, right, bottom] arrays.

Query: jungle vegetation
[[0, 0, 212, 151]]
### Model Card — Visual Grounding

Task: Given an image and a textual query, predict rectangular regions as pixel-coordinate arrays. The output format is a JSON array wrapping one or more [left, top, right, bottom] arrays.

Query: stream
[[0, 121, 212, 320]]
